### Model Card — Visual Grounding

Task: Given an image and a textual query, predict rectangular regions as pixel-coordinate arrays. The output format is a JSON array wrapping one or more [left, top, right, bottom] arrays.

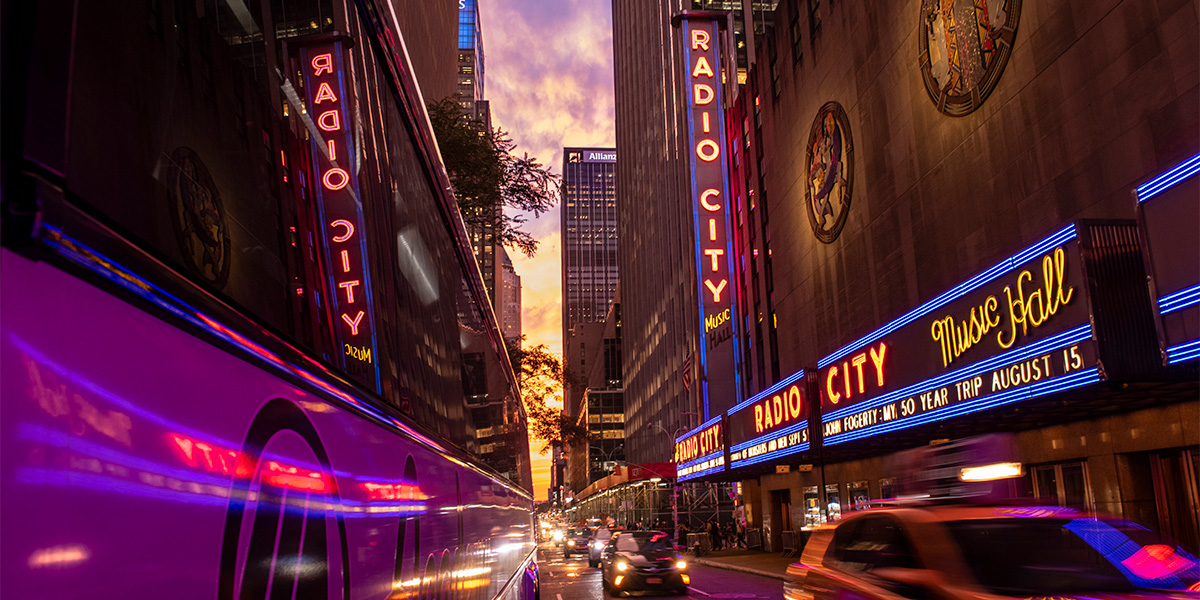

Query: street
[[536, 542, 785, 600]]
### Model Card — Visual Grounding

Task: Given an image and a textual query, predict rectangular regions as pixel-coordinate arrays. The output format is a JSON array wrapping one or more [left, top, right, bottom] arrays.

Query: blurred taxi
[[564, 526, 596, 558], [784, 503, 1200, 599]]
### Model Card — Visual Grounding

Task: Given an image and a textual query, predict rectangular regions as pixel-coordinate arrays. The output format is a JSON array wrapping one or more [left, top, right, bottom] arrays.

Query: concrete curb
[[691, 557, 789, 581]]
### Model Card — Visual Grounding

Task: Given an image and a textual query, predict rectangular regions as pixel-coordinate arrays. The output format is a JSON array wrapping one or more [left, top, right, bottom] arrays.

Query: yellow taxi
[[784, 503, 1200, 599]]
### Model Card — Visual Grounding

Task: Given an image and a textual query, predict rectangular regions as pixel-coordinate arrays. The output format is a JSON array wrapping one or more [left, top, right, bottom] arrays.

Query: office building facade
[[561, 148, 619, 419]]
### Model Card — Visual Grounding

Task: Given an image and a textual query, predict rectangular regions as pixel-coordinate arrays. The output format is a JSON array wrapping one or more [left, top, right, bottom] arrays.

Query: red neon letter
[[851, 353, 868, 394], [338, 280, 361, 304], [327, 139, 337, 161], [323, 168, 349, 191], [787, 385, 802, 420], [754, 404, 763, 433], [312, 53, 333, 76], [702, 112, 711, 133], [704, 278, 727, 303], [843, 361, 852, 399], [692, 56, 714, 78], [826, 366, 841, 404], [330, 219, 354, 242], [870, 343, 887, 387], [340, 250, 351, 272], [694, 84, 714, 106], [690, 28, 710, 51], [700, 188, 721, 211], [696, 139, 719, 162], [341, 310, 365, 335], [314, 82, 337, 104], [704, 248, 725, 271], [709, 218, 718, 241], [317, 109, 341, 131]]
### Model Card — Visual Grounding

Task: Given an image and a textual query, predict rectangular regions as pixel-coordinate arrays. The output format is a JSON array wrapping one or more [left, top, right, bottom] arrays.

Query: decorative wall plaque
[[167, 147, 231, 288], [805, 102, 854, 244], [919, 0, 1022, 116]]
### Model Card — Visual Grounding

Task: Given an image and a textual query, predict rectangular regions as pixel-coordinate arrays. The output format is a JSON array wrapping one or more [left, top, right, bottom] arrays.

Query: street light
[[646, 420, 697, 549]]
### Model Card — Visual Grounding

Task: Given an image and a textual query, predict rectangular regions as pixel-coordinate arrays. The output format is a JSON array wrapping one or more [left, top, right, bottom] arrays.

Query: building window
[[1032, 461, 1092, 510]]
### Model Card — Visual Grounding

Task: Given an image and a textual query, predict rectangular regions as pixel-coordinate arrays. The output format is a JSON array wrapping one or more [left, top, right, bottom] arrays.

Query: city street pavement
[[537, 542, 788, 600]]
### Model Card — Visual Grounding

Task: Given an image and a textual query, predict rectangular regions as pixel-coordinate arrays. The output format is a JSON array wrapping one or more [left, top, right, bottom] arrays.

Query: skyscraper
[[611, 1, 704, 464], [499, 247, 522, 343], [457, 0, 484, 114], [561, 148, 619, 419]]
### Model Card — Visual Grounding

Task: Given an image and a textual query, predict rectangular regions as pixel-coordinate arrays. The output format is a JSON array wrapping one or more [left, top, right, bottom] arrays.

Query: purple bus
[[1, 1, 538, 598]]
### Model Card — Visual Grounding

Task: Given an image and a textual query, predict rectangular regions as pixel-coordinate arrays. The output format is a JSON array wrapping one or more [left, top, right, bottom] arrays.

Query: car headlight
[[616, 562, 628, 571], [594, 542, 605, 550], [676, 560, 687, 569], [552, 531, 563, 541]]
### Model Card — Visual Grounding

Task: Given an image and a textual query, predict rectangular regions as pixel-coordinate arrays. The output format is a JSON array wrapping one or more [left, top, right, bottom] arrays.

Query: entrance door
[[768, 489, 791, 552], [1152, 449, 1200, 553]]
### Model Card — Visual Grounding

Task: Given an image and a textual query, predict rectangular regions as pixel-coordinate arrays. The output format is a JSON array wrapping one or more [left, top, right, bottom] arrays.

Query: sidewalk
[[689, 548, 797, 581]]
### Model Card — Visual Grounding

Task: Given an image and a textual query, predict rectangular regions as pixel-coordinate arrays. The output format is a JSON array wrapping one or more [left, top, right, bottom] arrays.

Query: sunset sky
[[479, 0, 615, 502]]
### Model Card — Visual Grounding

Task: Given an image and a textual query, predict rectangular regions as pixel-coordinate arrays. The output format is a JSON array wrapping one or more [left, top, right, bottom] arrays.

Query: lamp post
[[646, 421, 697, 548]]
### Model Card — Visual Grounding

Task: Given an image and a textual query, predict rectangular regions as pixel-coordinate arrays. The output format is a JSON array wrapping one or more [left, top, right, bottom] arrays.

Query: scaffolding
[[568, 480, 738, 535]]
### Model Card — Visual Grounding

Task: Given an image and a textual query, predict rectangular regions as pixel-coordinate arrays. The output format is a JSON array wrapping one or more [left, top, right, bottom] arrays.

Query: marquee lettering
[[752, 384, 804, 434], [675, 422, 722, 464], [825, 342, 887, 405], [930, 247, 1074, 366]]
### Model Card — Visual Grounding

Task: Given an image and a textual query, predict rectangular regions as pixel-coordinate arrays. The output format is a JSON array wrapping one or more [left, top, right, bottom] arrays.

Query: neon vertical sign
[[301, 40, 381, 391], [680, 14, 741, 419]]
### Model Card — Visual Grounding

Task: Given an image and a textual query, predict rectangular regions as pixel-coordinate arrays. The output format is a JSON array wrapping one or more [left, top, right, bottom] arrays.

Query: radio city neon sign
[[676, 421, 722, 463], [825, 342, 887, 405], [753, 383, 804, 433], [689, 26, 728, 306], [303, 44, 377, 374]]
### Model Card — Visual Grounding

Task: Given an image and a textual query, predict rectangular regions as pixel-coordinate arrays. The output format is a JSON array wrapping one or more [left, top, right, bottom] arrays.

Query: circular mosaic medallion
[[805, 102, 854, 244], [919, 0, 1022, 116], [167, 147, 231, 288]]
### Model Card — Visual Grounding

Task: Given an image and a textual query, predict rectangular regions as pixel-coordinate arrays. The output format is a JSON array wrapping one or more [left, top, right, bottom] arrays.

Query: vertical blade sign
[[683, 16, 741, 419], [301, 41, 381, 391]]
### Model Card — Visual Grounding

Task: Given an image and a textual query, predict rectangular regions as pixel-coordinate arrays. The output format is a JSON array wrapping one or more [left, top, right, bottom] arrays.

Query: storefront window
[[826, 483, 842, 521], [847, 480, 869, 511], [879, 477, 896, 500], [804, 485, 821, 526]]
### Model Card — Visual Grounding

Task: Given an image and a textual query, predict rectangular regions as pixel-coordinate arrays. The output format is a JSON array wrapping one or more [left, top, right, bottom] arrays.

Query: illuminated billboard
[[679, 13, 741, 419], [301, 41, 381, 391], [1137, 153, 1200, 365], [675, 416, 725, 480], [726, 370, 809, 469], [818, 225, 1100, 446]]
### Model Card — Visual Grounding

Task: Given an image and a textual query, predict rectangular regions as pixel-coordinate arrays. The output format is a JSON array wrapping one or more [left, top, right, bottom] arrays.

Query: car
[[590, 526, 624, 567], [784, 503, 1200, 600], [564, 526, 595, 558], [601, 531, 689, 596]]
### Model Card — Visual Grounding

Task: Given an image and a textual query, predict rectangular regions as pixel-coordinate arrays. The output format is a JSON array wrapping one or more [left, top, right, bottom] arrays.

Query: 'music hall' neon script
[[302, 42, 380, 387]]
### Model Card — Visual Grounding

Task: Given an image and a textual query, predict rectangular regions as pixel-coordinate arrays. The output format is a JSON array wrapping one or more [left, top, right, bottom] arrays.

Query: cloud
[[481, 0, 616, 172], [482, 0, 615, 503]]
